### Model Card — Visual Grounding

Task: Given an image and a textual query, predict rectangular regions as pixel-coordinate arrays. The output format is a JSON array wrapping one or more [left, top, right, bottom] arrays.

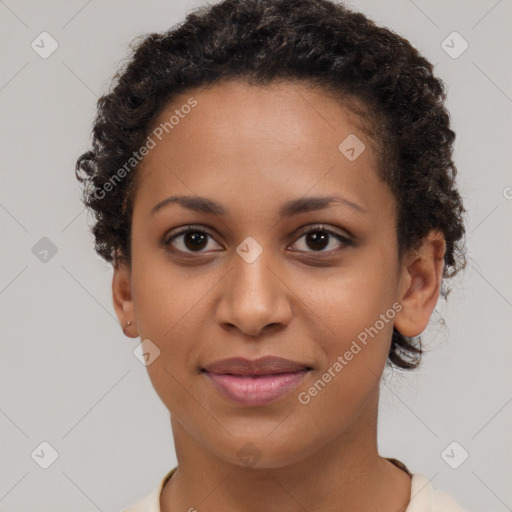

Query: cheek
[[131, 249, 206, 338], [292, 278, 395, 438], [130, 260, 218, 411], [129, 264, 179, 368], [307, 257, 397, 344], [301, 259, 397, 388]]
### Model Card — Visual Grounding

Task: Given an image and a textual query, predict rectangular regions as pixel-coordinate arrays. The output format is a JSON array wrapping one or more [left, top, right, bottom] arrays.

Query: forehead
[[133, 79, 393, 222]]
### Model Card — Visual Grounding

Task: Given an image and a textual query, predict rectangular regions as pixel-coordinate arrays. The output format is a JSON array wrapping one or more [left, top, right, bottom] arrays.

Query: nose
[[215, 251, 292, 338]]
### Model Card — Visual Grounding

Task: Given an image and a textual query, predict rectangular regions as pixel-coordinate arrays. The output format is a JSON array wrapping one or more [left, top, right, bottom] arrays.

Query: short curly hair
[[75, 0, 466, 370]]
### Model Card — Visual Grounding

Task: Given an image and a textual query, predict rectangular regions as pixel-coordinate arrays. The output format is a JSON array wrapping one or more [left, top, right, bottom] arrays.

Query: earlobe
[[112, 258, 138, 338], [394, 231, 446, 338]]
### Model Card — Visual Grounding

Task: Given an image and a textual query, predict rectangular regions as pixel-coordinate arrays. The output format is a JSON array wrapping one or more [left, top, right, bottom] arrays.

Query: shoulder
[[407, 473, 468, 512], [122, 467, 177, 512]]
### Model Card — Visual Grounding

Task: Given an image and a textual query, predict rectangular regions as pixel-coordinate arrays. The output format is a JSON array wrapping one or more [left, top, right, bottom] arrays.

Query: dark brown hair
[[75, 0, 466, 369]]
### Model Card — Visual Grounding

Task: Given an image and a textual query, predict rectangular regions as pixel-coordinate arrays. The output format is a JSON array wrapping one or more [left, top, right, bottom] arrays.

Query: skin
[[112, 79, 446, 512]]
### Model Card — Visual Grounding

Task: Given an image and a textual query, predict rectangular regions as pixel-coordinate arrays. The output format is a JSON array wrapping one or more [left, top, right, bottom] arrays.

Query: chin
[[205, 432, 321, 470]]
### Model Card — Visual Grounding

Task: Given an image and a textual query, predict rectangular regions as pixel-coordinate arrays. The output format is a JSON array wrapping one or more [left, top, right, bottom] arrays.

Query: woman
[[75, 0, 468, 510]]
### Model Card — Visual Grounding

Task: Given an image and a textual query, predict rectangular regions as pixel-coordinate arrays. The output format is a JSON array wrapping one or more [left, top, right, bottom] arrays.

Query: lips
[[202, 355, 311, 376], [201, 356, 312, 406]]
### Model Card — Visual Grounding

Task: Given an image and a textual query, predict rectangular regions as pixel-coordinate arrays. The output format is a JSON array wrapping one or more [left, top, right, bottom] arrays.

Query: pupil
[[185, 232, 207, 251], [307, 231, 329, 251]]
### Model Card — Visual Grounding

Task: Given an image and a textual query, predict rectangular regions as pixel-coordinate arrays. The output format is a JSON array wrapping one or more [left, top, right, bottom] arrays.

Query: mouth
[[201, 356, 312, 406]]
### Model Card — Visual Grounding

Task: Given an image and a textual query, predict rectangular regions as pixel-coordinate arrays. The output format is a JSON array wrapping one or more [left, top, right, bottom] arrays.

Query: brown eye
[[181, 231, 208, 251], [163, 227, 222, 254], [289, 225, 353, 254], [304, 231, 330, 251]]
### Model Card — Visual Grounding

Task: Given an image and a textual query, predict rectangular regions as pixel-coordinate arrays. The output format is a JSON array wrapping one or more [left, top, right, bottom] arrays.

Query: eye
[[162, 223, 353, 257], [162, 225, 223, 254], [288, 224, 353, 254]]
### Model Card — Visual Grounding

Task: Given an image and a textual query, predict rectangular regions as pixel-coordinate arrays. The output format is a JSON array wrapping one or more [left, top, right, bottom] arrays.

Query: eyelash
[[162, 224, 353, 257]]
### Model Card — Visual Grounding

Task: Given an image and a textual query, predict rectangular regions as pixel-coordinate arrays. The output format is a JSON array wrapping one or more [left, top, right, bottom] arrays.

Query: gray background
[[0, 0, 511, 510]]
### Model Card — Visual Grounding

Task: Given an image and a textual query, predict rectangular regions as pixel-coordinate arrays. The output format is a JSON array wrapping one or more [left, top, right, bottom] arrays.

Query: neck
[[160, 392, 411, 512]]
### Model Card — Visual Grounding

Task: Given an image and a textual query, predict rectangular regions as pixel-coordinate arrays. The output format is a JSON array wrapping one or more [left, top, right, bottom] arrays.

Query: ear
[[394, 230, 446, 338], [112, 255, 138, 338]]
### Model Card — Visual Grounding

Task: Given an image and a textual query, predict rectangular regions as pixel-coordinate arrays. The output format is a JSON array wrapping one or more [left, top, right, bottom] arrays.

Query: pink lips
[[201, 356, 311, 406]]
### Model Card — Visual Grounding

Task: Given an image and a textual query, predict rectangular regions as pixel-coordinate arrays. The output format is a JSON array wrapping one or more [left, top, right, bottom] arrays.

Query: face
[[113, 79, 445, 469]]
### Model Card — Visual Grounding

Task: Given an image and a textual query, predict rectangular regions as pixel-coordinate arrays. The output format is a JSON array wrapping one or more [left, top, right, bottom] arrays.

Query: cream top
[[123, 461, 468, 512]]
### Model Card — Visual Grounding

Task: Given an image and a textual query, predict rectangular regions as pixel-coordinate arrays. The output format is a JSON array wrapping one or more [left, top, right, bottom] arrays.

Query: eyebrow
[[150, 194, 367, 217]]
